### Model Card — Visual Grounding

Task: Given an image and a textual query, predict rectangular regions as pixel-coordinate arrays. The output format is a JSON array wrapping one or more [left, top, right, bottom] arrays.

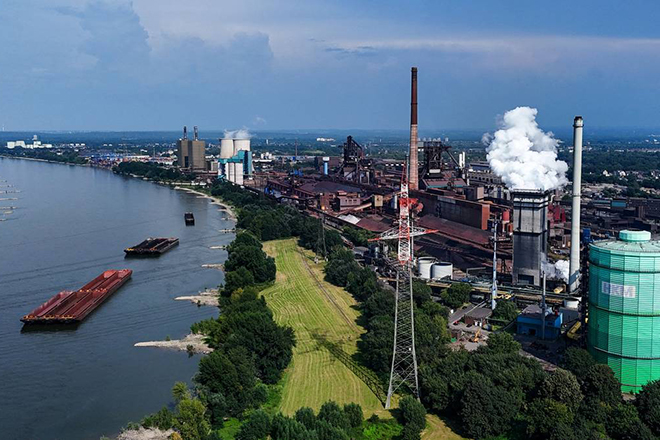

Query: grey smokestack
[[194, 126, 199, 141], [183, 126, 188, 140], [409, 67, 419, 190], [569, 116, 584, 293]]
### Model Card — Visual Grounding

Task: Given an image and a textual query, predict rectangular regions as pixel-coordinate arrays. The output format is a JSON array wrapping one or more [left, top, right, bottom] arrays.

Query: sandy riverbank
[[117, 427, 174, 440], [174, 186, 237, 221], [134, 333, 212, 354], [174, 289, 220, 306]]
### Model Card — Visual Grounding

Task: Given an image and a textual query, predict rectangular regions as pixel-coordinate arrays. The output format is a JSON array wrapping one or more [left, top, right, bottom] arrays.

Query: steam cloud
[[542, 258, 569, 283], [223, 129, 251, 140], [486, 107, 568, 191]]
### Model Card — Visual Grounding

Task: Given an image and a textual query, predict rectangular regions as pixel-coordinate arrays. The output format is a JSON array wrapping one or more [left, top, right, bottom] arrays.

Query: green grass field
[[261, 239, 384, 416], [261, 239, 465, 440]]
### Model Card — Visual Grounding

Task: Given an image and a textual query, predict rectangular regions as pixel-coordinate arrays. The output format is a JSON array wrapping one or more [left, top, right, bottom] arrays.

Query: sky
[[2, 0, 660, 131]]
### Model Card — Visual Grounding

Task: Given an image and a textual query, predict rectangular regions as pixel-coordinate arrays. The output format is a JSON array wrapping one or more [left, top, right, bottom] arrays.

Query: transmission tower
[[371, 161, 436, 408]]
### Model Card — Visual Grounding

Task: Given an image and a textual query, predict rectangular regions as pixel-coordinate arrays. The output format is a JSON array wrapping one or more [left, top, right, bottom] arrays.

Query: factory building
[[588, 230, 660, 392], [217, 136, 252, 185], [512, 190, 551, 286], [516, 304, 563, 339], [177, 126, 206, 173]]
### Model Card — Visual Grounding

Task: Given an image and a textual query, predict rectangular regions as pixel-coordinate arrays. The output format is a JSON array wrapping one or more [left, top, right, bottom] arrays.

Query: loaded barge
[[21, 269, 132, 324], [124, 237, 179, 257]]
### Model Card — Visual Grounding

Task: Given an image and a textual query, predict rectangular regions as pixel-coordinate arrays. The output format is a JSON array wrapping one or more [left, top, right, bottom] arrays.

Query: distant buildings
[[177, 126, 206, 173], [217, 135, 253, 185], [6, 135, 53, 149]]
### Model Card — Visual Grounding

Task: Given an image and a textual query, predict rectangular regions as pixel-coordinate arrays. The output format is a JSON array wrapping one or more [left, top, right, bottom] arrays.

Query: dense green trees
[[492, 300, 518, 322], [440, 283, 471, 309], [114, 161, 193, 181], [398, 396, 427, 440], [636, 380, 660, 435], [224, 238, 276, 284], [234, 402, 367, 440]]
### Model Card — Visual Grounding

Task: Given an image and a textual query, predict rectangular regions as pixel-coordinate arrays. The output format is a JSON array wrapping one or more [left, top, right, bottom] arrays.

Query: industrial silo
[[417, 258, 435, 280], [587, 230, 660, 392]]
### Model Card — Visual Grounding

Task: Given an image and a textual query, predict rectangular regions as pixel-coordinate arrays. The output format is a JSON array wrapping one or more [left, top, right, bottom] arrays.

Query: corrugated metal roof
[[418, 215, 491, 246]]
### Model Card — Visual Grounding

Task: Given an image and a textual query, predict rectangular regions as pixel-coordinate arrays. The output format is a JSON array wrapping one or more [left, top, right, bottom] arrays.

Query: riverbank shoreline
[[0, 154, 90, 167], [173, 186, 237, 221]]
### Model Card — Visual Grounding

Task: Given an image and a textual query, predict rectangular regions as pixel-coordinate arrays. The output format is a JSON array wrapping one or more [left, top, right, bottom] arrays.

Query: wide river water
[[0, 158, 233, 439]]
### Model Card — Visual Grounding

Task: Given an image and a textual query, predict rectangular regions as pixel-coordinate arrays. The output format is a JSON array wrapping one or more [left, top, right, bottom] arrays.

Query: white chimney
[[569, 116, 583, 294]]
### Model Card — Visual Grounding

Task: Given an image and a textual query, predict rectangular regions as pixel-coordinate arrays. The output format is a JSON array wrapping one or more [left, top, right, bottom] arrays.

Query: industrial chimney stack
[[183, 126, 188, 140], [409, 67, 419, 191], [569, 116, 584, 293], [193, 126, 199, 141]]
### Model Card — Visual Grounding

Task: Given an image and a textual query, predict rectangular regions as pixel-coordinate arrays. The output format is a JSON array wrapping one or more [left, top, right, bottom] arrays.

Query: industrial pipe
[[569, 116, 583, 294]]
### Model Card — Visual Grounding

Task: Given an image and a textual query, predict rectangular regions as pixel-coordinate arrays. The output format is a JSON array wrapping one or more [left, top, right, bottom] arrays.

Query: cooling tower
[[220, 139, 234, 159], [233, 139, 251, 154]]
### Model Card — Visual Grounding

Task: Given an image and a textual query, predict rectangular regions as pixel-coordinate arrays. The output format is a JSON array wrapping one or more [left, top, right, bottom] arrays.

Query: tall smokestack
[[183, 126, 188, 140], [193, 126, 199, 141], [409, 67, 419, 190], [569, 116, 584, 293]]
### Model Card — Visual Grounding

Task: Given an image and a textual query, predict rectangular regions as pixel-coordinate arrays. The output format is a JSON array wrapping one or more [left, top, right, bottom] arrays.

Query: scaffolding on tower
[[370, 159, 436, 408]]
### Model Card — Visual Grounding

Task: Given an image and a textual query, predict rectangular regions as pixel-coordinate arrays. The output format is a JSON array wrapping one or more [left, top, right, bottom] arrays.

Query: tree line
[[113, 161, 195, 181]]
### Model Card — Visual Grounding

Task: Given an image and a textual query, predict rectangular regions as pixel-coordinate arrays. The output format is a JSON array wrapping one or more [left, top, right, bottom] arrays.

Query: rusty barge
[[124, 237, 179, 257], [21, 269, 132, 324]]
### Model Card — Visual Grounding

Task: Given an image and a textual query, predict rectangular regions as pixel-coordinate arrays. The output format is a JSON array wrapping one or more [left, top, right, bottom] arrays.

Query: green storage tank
[[588, 230, 660, 392]]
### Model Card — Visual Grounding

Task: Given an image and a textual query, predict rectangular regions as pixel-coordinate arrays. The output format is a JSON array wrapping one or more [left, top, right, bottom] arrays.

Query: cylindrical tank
[[587, 230, 660, 392], [220, 139, 234, 158], [563, 298, 580, 310], [431, 262, 453, 280], [502, 210, 510, 222], [417, 257, 435, 280], [234, 139, 250, 154]]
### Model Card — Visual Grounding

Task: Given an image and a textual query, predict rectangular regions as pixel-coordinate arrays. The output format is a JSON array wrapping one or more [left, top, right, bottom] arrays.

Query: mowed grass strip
[[262, 239, 466, 439], [261, 239, 384, 416]]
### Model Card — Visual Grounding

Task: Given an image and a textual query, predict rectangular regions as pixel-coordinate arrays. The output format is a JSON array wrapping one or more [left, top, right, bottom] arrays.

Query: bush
[[399, 396, 426, 439], [343, 403, 363, 428], [441, 283, 471, 309], [636, 380, 660, 435], [318, 401, 349, 430], [236, 410, 271, 440], [492, 300, 518, 322]]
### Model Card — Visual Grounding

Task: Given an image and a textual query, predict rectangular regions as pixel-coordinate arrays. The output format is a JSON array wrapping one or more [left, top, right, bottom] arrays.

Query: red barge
[[21, 269, 132, 324]]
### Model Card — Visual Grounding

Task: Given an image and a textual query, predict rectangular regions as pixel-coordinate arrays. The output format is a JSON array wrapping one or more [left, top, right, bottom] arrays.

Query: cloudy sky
[[2, 0, 660, 131]]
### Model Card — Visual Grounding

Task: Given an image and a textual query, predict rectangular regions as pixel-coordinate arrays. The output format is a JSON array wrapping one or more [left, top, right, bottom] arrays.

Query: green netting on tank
[[590, 347, 660, 393], [588, 231, 660, 392]]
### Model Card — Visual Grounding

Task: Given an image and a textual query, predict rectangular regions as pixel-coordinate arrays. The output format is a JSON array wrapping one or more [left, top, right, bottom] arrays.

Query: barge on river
[[21, 269, 132, 324], [124, 237, 179, 257]]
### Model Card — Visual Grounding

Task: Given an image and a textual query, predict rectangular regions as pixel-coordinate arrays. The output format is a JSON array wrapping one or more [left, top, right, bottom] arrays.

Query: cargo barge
[[124, 237, 179, 257], [185, 212, 195, 226], [21, 269, 132, 324]]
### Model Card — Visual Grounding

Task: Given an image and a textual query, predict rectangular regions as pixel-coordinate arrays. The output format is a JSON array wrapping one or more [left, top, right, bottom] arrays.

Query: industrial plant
[[168, 67, 660, 395]]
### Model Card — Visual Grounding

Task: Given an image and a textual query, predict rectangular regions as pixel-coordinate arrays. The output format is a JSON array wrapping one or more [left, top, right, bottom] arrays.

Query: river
[[0, 158, 233, 440]]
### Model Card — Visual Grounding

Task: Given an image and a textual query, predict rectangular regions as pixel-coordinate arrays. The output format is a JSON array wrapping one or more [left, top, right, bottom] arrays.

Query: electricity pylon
[[371, 160, 436, 408]]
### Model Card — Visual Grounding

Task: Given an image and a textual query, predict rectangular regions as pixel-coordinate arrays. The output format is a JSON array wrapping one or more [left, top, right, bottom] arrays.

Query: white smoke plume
[[223, 129, 251, 140], [486, 107, 568, 191], [542, 258, 569, 283]]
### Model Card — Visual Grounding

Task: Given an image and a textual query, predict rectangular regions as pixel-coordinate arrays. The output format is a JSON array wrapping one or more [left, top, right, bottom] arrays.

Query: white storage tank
[[220, 139, 234, 158], [431, 262, 453, 280], [417, 257, 435, 280], [563, 298, 580, 310]]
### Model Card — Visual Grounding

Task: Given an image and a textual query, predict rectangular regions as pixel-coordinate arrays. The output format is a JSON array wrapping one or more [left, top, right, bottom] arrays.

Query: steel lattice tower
[[372, 161, 436, 408]]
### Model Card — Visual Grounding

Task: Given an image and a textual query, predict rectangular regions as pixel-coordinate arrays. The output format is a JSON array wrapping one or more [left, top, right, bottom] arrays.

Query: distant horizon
[[3, 1, 660, 131]]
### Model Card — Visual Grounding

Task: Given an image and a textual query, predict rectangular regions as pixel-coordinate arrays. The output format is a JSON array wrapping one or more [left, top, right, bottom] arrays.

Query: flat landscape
[[261, 239, 464, 439]]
